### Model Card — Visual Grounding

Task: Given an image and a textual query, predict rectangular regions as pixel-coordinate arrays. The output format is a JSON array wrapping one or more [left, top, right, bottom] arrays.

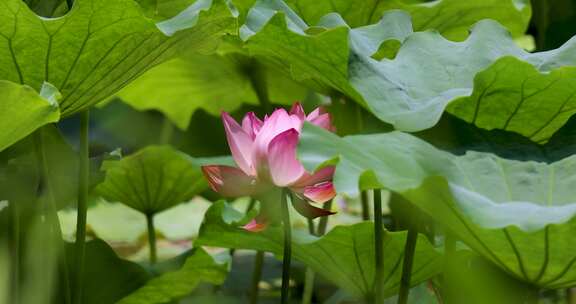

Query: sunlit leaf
[[117, 248, 228, 304], [0, 81, 59, 152], [196, 201, 442, 300], [298, 123, 576, 288], [0, 0, 235, 116], [116, 51, 308, 130], [96, 146, 208, 215], [240, 0, 576, 143]]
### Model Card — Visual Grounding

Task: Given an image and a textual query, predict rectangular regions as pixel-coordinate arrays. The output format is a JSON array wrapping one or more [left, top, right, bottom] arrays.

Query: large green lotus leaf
[[136, 0, 197, 20], [332, 15, 576, 141], [447, 57, 576, 143], [298, 123, 576, 288], [0, 0, 235, 117], [96, 146, 208, 215], [117, 248, 228, 304], [196, 201, 442, 299], [116, 51, 308, 130], [241, 0, 576, 142], [284, 0, 531, 39], [0, 81, 59, 152]]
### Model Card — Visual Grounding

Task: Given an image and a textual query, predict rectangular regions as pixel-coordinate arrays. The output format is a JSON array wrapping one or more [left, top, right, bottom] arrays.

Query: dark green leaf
[[0, 0, 235, 116], [117, 248, 229, 304], [196, 201, 442, 299], [284, 0, 530, 38], [63, 239, 150, 304], [96, 146, 208, 215]]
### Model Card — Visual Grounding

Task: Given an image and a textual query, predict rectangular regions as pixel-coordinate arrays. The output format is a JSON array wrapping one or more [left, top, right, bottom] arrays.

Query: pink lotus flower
[[202, 103, 337, 230]]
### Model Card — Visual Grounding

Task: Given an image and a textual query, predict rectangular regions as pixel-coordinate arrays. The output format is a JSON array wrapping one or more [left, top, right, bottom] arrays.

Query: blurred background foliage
[[4, 0, 576, 303]]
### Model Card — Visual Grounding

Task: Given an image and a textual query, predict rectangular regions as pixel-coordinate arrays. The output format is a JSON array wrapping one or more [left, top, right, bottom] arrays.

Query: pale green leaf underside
[[298, 123, 576, 287], [196, 201, 442, 299], [241, 0, 576, 143], [96, 146, 208, 215], [118, 248, 228, 304], [0, 80, 59, 152], [285, 0, 531, 39], [0, 0, 235, 117]]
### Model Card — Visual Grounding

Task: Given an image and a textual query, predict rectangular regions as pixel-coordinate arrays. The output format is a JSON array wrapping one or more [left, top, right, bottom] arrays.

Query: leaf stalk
[[281, 189, 292, 304], [146, 213, 157, 264], [74, 110, 90, 304], [373, 189, 384, 303], [398, 226, 418, 304], [249, 250, 265, 304]]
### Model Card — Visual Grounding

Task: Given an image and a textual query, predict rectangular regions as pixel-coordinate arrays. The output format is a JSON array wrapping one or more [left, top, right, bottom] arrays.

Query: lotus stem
[[248, 60, 271, 113], [398, 226, 418, 304], [567, 288, 576, 304], [249, 251, 265, 304], [281, 189, 292, 304], [66, 0, 73, 10], [361, 190, 370, 220], [159, 116, 174, 145], [245, 197, 264, 304], [9, 200, 20, 303], [444, 234, 456, 302], [302, 268, 315, 304], [317, 200, 333, 236], [74, 110, 90, 304], [302, 217, 316, 304], [35, 128, 72, 304], [373, 189, 384, 303], [146, 213, 157, 264]]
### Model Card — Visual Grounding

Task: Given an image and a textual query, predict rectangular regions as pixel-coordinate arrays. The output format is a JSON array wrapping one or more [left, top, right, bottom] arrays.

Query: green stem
[[444, 234, 456, 303], [532, 0, 549, 50], [281, 189, 292, 304], [397, 226, 418, 304], [159, 116, 174, 145], [316, 200, 333, 236], [248, 60, 271, 112], [36, 128, 72, 304], [307, 218, 316, 235], [10, 202, 20, 304], [74, 110, 90, 304], [373, 189, 384, 303], [361, 190, 370, 221], [249, 251, 265, 304], [567, 288, 576, 304], [146, 214, 157, 264], [302, 218, 317, 304], [66, 0, 73, 10], [302, 268, 315, 304]]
